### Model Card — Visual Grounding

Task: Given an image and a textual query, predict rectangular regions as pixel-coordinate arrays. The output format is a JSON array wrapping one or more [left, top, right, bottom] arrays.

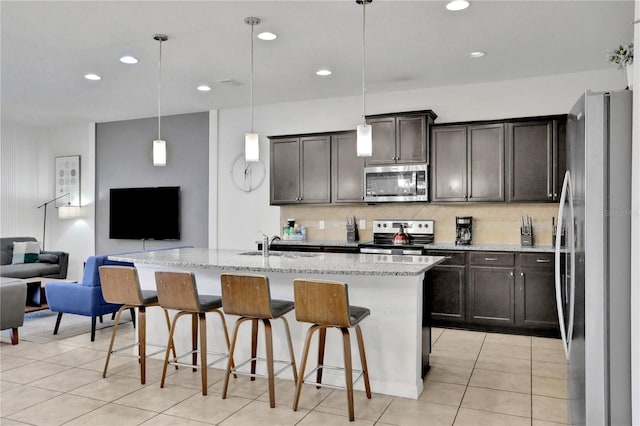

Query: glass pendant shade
[[356, 124, 372, 157], [245, 133, 259, 162], [153, 139, 167, 166]]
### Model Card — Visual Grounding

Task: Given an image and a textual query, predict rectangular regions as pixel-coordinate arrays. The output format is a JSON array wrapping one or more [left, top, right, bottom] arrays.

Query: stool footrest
[[169, 350, 228, 370], [231, 356, 294, 379], [109, 342, 166, 359], [302, 364, 365, 390]]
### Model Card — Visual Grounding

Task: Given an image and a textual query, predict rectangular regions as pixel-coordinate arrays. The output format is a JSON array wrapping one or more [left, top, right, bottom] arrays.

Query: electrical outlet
[[319, 220, 325, 230], [359, 219, 366, 229]]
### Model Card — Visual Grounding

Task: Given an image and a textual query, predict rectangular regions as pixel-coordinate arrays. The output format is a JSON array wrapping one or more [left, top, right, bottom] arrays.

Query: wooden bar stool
[[220, 273, 298, 408], [99, 266, 176, 384], [292, 279, 372, 422], [154, 271, 232, 396]]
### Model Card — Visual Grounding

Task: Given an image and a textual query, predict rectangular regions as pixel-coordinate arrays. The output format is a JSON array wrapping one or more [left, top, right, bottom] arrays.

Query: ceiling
[[1, 1, 634, 128]]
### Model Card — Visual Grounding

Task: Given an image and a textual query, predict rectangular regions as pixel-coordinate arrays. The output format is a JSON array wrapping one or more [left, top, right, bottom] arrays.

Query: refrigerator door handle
[[555, 171, 571, 360]]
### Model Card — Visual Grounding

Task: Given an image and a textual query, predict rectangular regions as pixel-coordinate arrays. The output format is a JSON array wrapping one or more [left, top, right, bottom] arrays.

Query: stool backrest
[[154, 271, 201, 311], [99, 266, 144, 305], [220, 274, 273, 318], [293, 279, 351, 327]]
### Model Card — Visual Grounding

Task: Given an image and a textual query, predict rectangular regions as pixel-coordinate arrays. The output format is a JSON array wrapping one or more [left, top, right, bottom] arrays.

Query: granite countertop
[[271, 239, 359, 247], [424, 243, 555, 253], [109, 247, 445, 277], [272, 240, 555, 253]]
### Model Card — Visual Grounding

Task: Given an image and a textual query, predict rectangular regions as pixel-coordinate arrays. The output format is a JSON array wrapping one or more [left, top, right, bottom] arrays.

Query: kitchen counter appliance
[[556, 90, 632, 425], [360, 219, 434, 255], [364, 164, 428, 203], [455, 216, 472, 245]]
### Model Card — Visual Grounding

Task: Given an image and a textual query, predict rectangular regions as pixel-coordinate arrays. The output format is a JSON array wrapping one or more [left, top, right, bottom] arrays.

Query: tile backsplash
[[281, 203, 559, 245]]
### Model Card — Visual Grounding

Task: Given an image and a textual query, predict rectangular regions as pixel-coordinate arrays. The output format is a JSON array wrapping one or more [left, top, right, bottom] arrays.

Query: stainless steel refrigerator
[[555, 90, 632, 425]]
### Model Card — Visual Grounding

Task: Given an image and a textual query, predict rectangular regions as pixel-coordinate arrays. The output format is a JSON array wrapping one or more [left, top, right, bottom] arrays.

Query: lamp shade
[[356, 124, 372, 157], [58, 206, 82, 219], [153, 139, 167, 166], [245, 133, 260, 162]]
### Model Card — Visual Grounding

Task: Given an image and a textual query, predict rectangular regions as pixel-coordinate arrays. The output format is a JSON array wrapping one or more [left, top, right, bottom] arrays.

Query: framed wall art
[[55, 155, 81, 207]]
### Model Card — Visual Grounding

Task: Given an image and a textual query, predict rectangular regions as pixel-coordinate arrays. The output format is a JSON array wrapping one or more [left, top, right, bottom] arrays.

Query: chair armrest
[[45, 281, 122, 317], [41, 251, 69, 279], [0, 282, 27, 329]]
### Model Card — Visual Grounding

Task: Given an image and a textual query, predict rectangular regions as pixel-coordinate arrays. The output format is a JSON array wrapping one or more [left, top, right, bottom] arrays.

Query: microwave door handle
[[555, 171, 570, 360]]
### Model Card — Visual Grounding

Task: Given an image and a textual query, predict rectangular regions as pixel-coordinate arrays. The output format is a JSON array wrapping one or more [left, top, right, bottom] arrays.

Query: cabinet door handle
[[510, 271, 514, 277], [520, 272, 524, 277], [536, 259, 551, 263], [548, 193, 553, 198], [484, 257, 499, 261]]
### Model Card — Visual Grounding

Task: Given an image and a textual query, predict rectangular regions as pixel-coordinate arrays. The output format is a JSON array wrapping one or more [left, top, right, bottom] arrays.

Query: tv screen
[[109, 186, 181, 240]]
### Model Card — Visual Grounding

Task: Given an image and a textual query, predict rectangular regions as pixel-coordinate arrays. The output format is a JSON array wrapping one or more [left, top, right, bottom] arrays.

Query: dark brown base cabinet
[[467, 251, 515, 325], [468, 266, 515, 325], [427, 250, 559, 337], [515, 253, 559, 329], [426, 251, 466, 323]]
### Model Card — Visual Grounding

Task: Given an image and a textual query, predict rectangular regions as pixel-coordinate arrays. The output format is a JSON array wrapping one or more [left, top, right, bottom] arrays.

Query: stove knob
[[382, 223, 387, 228], [418, 223, 423, 228]]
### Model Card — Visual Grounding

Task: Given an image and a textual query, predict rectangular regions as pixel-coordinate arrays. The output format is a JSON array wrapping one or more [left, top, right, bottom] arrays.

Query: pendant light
[[153, 33, 168, 167], [356, 0, 373, 157], [244, 17, 260, 163]]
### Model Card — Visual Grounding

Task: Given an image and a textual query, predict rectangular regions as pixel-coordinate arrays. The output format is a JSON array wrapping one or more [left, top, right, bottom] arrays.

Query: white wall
[[215, 68, 627, 250], [1, 121, 93, 281], [1, 121, 48, 238], [43, 124, 96, 281]]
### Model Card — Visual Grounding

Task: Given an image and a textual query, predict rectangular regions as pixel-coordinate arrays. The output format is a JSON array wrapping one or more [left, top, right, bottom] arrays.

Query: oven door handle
[[360, 247, 391, 254], [401, 249, 423, 255]]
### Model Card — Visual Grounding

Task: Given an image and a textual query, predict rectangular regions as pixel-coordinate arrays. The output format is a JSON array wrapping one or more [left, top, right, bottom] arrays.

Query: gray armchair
[[0, 277, 27, 344]]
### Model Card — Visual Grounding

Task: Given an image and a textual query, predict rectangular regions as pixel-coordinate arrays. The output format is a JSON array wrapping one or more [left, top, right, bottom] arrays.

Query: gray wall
[[96, 112, 209, 254]]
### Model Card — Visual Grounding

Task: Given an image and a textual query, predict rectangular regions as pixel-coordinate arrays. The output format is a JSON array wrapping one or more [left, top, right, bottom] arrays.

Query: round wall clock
[[230, 153, 266, 192]]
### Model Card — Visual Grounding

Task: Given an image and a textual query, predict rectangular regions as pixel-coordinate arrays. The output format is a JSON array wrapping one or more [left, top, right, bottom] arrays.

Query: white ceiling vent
[[216, 78, 243, 87]]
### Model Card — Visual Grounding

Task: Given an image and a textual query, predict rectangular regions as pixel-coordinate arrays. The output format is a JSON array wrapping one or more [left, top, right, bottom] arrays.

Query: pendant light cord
[[250, 21, 255, 133], [157, 36, 163, 140], [361, 0, 367, 124]]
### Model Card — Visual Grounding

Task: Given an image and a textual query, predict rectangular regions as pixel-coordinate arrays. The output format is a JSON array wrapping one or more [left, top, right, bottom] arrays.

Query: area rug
[[19, 310, 134, 343]]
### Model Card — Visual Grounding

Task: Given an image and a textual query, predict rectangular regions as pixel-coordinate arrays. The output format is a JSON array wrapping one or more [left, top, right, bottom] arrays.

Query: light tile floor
[[0, 324, 568, 425]]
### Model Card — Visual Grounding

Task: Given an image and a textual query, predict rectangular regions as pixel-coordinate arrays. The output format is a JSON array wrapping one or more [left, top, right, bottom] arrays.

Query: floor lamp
[[37, 193, 69, 250]]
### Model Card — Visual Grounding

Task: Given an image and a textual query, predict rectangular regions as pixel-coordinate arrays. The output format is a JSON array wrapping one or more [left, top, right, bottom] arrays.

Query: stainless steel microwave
[[364, 164, 429, 202]]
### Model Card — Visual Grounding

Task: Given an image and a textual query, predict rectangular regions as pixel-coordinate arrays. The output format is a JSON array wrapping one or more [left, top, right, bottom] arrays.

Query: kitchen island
[[109, 248, 444, 399]]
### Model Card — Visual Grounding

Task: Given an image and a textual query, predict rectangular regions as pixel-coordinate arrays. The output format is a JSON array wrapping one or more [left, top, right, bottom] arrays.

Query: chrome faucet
[[269, 235, 281, 246], [259, 232, 269, 257], [259, 232, 281, 257]]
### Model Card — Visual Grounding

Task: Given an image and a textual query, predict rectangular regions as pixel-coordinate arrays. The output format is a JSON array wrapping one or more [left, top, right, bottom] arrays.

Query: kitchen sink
[[238, 251, 319, 258]]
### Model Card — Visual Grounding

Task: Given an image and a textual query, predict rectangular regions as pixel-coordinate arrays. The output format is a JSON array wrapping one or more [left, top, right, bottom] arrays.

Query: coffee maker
[[455, 216, 472, 245]]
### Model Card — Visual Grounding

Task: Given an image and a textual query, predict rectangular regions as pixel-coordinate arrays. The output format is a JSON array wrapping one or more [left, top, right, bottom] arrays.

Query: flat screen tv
[[109, 186, 181, 240]]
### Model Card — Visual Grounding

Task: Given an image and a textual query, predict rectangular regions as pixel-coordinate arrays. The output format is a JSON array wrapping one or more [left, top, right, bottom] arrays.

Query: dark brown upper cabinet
[[431, 123, 505, 202], [365, 111, 437, 166], [270, 135, 331, 205], [506, 118, 566, 202], [331, 131, 365, 203]]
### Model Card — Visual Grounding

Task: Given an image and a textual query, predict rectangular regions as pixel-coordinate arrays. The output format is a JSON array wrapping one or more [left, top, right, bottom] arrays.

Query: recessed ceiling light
[[446, 0, 470, 11], [119, 55, 139, 64], [467, 51, 486, 58], [257, 31, 277, 41], [84, 73, 101, 80], [197, 85, 212, 92], [316, 69, 332, 76]]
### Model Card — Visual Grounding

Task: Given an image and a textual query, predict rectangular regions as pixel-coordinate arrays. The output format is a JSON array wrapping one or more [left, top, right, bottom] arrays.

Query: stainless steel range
[[359, 219, 434, 255]]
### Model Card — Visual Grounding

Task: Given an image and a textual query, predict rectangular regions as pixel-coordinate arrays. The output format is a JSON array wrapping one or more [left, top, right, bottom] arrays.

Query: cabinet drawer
[[469, 251, 514, 266], [424, 250, 466, 266], [519, 252, 553, 267]]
